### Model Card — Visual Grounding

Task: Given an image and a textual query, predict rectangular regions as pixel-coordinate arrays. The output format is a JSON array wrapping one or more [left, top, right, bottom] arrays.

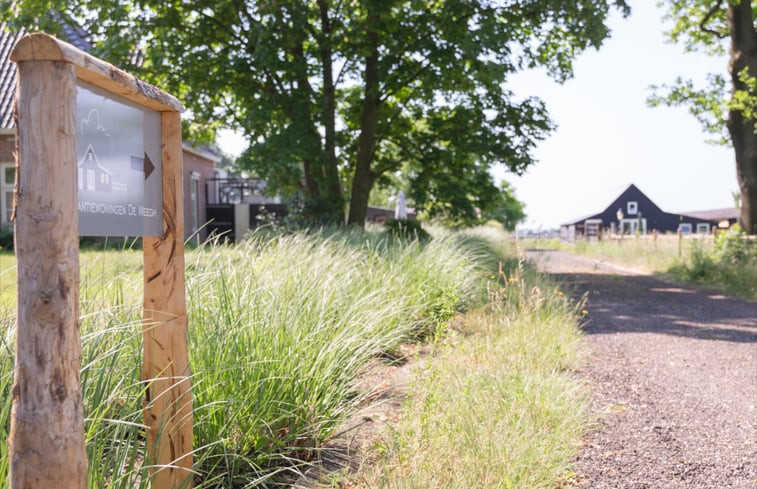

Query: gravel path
[[527, 250, 757, 489]]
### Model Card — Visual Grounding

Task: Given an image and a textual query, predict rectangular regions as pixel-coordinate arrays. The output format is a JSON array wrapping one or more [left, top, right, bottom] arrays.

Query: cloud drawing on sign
[[80, 108, 114, 158]]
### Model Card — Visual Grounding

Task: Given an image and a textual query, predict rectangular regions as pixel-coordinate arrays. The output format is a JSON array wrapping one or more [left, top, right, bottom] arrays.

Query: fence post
[[653, 229, 658, 250], [678, 228, 683, 256], [234, 203, 250, 243], [9, 59, 87, 488], [143, 111, 193, 488]]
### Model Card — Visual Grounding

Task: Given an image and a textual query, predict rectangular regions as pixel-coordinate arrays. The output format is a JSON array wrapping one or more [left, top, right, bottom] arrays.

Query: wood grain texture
[[11, 33, 183, 113], [10, 60, 87, 489], [143, 111, 193, 489]]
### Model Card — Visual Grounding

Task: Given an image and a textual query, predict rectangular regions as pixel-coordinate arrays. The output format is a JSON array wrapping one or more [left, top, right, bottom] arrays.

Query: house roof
[[183, 144, 222, 163], [0, 24, 25, 130], [2, 23, 219, 168], [680, 207, 739, 222], [55, 15, 92, 52]]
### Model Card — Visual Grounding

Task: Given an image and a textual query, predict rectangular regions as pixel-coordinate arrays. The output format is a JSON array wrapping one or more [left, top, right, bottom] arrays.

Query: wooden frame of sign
[[10, 33, 192, 489]]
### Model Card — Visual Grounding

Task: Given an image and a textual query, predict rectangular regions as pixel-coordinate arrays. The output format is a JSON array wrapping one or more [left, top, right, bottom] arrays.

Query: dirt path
[[527, 249, 757, 489]]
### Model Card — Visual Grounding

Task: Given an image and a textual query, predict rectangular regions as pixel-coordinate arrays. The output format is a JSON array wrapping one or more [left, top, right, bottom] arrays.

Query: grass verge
[[352, 252, 590, 489], [537, 233, 757, 301]]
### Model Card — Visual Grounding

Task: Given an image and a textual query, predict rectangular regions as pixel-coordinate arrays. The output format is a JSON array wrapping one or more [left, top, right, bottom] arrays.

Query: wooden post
[[678, 228, 683, 256], [143, 111, 193, 489], [9, 60, 87, 488], [653, 229, 658, 250]]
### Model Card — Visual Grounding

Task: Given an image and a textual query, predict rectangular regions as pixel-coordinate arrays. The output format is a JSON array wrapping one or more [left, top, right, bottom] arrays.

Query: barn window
[[679, 223, 692, 234], [696, 223, 710, 234], [627, 201, 638, 215]]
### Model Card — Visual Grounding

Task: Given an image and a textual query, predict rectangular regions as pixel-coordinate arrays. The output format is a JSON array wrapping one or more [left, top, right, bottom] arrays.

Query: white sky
[[219, 0, 739, 229]]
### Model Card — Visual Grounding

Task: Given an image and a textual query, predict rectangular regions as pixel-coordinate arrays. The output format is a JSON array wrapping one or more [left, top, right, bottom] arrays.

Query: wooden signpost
[[10, 33, 192, 489]]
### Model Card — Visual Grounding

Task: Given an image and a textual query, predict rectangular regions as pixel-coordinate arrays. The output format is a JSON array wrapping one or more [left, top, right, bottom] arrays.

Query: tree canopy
[[5, 0, 630, 226], [649, 0, 757, 233]]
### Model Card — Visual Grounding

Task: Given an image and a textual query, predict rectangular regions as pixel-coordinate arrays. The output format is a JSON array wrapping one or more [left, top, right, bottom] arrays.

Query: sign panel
[[76, 81, 162, 236]]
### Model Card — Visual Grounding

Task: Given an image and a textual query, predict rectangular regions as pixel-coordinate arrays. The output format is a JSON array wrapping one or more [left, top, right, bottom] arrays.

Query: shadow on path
[[526, 249, 757, 344], [555, 272, 757, 343]]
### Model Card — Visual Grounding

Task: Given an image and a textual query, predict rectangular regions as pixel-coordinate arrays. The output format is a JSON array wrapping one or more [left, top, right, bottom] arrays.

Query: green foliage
[[486, 180, 527, 230], [729, 67, 757, 123], [679, 240, 717, 281], [714, 223, 757, 262], [663, 0, 730, 55], [4, 0, 628, 225], [670, 233, 757, 299]]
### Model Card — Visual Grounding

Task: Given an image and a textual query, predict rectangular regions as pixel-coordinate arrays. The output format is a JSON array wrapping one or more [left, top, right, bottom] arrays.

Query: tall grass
[[0, 228, 491, 487], [357, 260, 589, 489], [570, 235, 698, 272], [553, 233, 757, 301], [185, 230, 484, 484], [668, 234, 757, 300]]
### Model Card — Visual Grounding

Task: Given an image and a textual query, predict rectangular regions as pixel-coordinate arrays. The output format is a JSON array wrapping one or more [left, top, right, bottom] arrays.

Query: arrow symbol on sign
[[143, 152, 155, 180], [130, 153, 156, 181]]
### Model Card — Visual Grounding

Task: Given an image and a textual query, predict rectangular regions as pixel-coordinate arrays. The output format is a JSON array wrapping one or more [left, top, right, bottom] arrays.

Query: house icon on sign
[[78, 144, 112, 193]]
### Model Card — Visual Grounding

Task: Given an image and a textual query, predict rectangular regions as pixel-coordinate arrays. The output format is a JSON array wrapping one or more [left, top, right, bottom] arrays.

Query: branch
[[699, 0, 727, 39], [196, 9, 248, 47], [380, 62, 430, 102], [335, 58, 354, 87], [370, 154, 406, 178]]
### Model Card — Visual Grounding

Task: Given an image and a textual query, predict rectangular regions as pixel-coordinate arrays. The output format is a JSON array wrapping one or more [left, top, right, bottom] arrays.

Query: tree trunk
[[291, 20, 343, 224], [728, 0, 757, 233], [347, 6, 380, 227], [318, 0, 345, 222], [302, 157, 321, 199]]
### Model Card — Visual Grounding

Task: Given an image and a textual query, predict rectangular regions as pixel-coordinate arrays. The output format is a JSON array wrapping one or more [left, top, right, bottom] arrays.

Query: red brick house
[[0, 24, 218, 240]]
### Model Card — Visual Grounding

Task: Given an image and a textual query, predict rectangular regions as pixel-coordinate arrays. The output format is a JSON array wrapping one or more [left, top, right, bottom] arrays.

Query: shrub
[[682, 241, 717, 281], [715, 224, 756, 264], [384, 218, 430, 241], [0, 226, 12, 251]]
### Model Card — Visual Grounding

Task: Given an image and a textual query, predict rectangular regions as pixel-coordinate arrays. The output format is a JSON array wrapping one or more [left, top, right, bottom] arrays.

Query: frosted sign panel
[[76, 81, 162, 236]]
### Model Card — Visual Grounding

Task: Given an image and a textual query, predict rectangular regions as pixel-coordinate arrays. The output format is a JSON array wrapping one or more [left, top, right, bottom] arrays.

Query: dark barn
[[561, 184, 732, 239]]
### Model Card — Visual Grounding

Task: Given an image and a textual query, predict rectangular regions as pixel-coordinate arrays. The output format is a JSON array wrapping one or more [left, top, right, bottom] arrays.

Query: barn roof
[[561, 183, 658, 226], [680, 207, 739, 222]]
